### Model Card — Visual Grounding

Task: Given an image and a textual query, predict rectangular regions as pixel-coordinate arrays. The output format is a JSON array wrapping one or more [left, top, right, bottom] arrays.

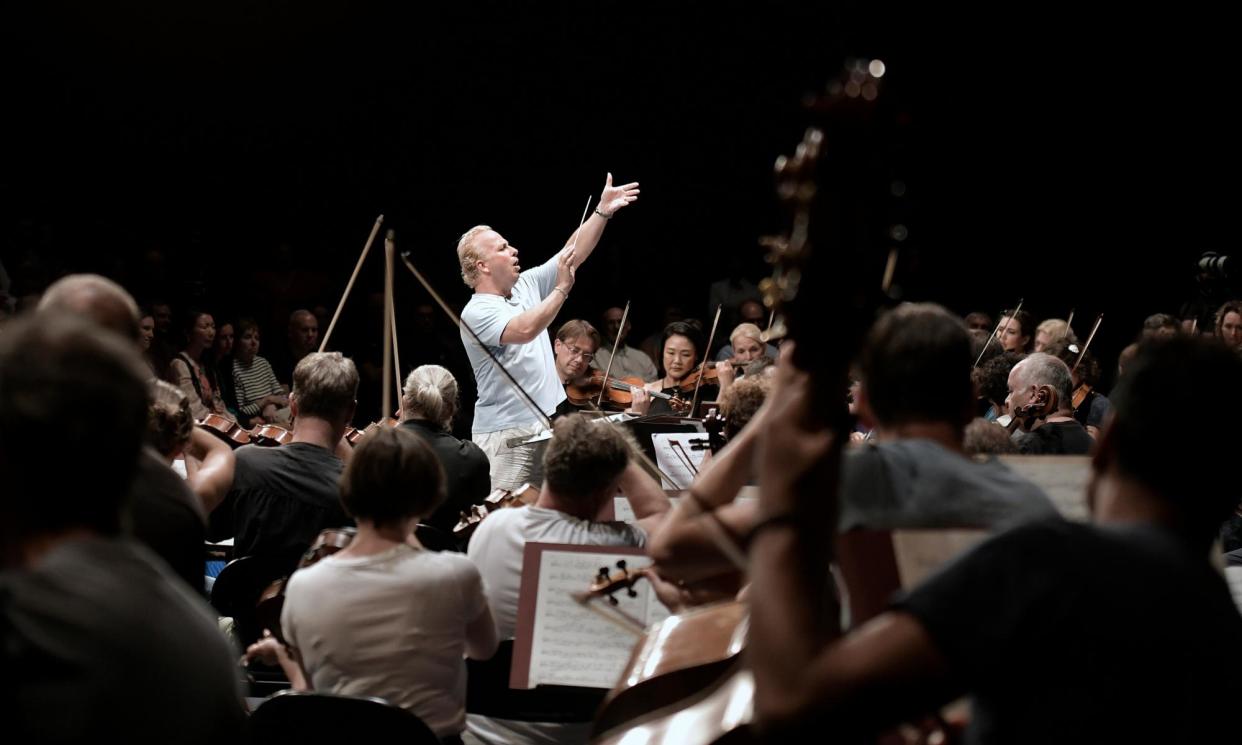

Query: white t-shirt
[[281, 544, 488, 737], [466, 505, 646, 640], [461, 252, 567, 434]]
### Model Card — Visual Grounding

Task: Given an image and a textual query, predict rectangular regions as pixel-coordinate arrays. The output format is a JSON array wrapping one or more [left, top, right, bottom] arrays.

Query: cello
[[594, 57, 894, 744]]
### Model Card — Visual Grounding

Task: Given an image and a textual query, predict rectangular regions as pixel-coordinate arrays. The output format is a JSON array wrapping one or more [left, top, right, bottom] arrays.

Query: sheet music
[[996, 455, 1091, 521], [651, 433, 708, 489], [892, 529, 989, 588], [524, 549, 669, 689]]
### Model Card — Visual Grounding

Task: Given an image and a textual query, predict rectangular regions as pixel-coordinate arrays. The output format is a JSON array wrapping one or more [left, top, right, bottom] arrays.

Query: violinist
[[554, 319, 652, 416], [552, 319, 602, 415], [38, 275, 219, 595], [995, 307, 1035, 353], [217, 352, 356, 573], [593, 305, 658, 381], [1045, 338, 1112, 440], [713, 322, 775, 394], [1, 310, 246, 744], [1005, 353, 1093, 454], [456, 173, 640, 491], [398, 364, 491, 536], [643, 321, 719, 416], [244, 426, 498, 743], [465, 414, 669, 745]]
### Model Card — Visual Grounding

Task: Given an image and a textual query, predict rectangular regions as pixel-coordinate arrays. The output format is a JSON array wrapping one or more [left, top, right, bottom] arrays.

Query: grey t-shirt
[[1, 538, 245, 743], [837, 439, 1059, 532]]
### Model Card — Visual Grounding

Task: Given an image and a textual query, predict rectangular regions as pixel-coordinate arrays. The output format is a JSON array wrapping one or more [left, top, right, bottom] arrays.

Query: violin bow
[[689, 304, 723, 417], [1062, 309, 1076, 341], [596, 300, 631, 409], [1072, 313, 1104, 374], [974, 297, 1023, 368], [382, 230, 396, 421], [320, 215, 384, 353]]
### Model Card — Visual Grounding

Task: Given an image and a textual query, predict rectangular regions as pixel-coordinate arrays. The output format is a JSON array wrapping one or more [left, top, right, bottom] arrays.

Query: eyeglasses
[[563, 343, 595, 362]]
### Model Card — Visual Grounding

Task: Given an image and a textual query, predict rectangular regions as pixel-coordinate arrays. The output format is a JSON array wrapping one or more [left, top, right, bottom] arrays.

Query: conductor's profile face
[[476, 230, 521, 287]]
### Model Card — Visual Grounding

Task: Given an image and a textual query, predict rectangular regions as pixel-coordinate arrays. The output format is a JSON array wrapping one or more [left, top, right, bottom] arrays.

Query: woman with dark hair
[[995, 308, 1035, 354], [167, 309, 232, 421], [245, 426, 498, 742], [643, 320, 719, 415]]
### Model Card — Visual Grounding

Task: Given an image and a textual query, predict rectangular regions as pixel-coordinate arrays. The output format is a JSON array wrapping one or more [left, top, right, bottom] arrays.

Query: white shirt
[[466, 505, 646, 640], [281, 545, 488, 737], [461, 252, 566, 434]]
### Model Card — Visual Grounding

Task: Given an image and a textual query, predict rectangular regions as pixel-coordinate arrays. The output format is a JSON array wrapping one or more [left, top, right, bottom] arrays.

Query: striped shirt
[[232, 356, 284, 417]]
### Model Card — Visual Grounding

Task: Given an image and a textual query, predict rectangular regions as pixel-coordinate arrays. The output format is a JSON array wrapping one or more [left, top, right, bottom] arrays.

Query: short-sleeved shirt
[[1, 538, 245, 743], [895, 519, 1242, 743], [466, 505, 646, 640], [282, 544, 487, 737], [837, 439, 1059, 532], [460, 252, 566, 434], [225, 442, 349, 571]]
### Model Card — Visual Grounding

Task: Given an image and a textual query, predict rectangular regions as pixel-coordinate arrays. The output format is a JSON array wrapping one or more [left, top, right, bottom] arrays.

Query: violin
[[566, 370, 689, 413], [344, 415, 400, 446], [197, 414, 292, 448], [452, 483, 539, 541], [1071, 383, 1093, 413], [256, 527, 357, 645], [1007, 384, 1059, 434], [198, 413, 252, 447]]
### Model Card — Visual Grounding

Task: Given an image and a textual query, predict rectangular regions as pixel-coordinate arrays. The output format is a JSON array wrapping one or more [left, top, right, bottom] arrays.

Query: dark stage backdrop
[[2, 1, 1232, 405]]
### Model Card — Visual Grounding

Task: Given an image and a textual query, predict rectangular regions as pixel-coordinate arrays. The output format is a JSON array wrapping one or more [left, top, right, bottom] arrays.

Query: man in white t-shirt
[[466, 414, 670, 745], [456, 173, 640, 490]]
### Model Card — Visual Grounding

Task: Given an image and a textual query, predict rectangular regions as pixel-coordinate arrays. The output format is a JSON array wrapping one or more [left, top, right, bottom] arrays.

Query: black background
[[2, 1, 1233, 403]]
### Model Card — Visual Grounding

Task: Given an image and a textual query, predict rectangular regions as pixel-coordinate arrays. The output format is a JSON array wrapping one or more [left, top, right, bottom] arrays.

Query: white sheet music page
[[651, 432, 708, 489], [524, 549, 668, 689]]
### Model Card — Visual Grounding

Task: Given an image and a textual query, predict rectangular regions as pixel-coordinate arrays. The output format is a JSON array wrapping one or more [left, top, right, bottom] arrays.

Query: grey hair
[[1014, 352, 1074, 406], [401, 365, 459, 430]]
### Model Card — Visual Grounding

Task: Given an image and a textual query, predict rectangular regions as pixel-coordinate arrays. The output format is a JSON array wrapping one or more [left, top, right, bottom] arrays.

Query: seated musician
[[465, 414, 670, 745], [643, 320, 719, 416], [592, 305, 658, 381], [245, 426, 498, 744], [399, 364, 491, 535], [650, 304, 1056, 593], [994, 307, 1035, 354], [39, 274, 216, 595], [747, 336, 1242, 743], [0, 312, 245, 742], [215, 352, 356, 573], [555, 318, 651, 416], [1006, 352, 1094, 454], [144, 379, 235, 591], [552, 319, 602, 416], [713, 322, 774, 394], [1043, 338, 1112, 440]]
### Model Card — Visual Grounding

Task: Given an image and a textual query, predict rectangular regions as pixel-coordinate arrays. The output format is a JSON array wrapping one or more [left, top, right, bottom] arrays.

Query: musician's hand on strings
[[716, 360, 736, 391], [627, 386, 651, 416], [597, 172, 640, 217]]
